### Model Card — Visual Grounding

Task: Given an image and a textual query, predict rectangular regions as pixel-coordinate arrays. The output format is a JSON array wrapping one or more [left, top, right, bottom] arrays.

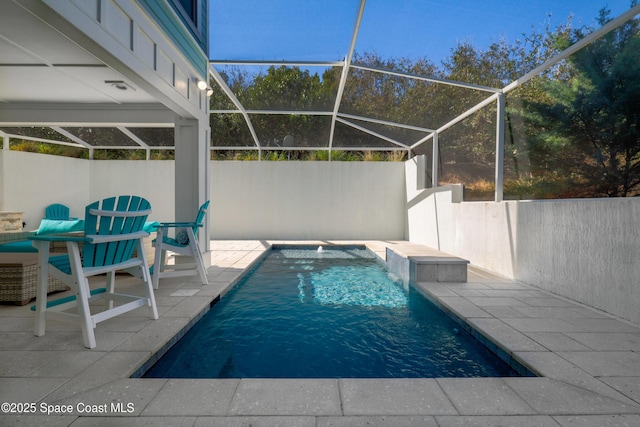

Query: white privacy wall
[[0, 151, 175, 228], [1, 150, 91, 229], [88, 159, 176, 223], [405, 159, 640, 324], [1, 151, 406, 240], [211, 161, 407, 240]]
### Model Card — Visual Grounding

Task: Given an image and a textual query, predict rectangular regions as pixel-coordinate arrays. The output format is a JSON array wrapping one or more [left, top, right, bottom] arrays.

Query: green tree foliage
[[9, 4, 639, 197], [525, 4, 640, 196], [436, 43, 503, 185], [211, 66, 336, 156]]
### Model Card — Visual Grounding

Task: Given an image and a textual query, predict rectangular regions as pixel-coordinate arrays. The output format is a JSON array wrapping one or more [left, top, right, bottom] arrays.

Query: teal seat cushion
[[36, 219, 84, 235], [143, 221, 160, 232], [161, 236, 184, 247], [0, 241, 37, 253]]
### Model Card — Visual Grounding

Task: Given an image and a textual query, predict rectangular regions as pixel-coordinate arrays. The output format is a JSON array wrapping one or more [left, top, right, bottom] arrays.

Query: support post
[[174, 115, 210, 255], [495, 93, 505, 202], [431, 132, 439, 188]]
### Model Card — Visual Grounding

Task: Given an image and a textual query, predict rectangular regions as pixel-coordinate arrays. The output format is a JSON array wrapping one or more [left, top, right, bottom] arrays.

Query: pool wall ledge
[[385, 247, 469, 283]]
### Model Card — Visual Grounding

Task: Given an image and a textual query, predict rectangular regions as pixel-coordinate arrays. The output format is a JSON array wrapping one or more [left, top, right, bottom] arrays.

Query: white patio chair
[[151, 200, 209, 289], [30, 195, 158, 349]]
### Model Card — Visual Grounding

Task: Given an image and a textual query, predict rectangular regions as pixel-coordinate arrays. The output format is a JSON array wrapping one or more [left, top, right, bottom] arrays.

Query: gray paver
[[228, 379, 342, 416], [515, 297, 577, 307], [0, 377, 67, 402], [72, 416, 197, 426], [194, 416, 315, 427], [0, 350, 60, 377], [467, 318, 547, 352], [437, 378, 536, 415], [564, 333, 640, 351], [599, 377, 640, 405], [482, 306, 528, 318], [477, 290, 546, 298], [437, 296, 492, 319], [504, 378, 640, 415], [317, 415, 439, 426], [449, 289, 486, 297], [523, 332, 592, 352], [52, 378, 166, 416], [340, 378, 458, 416], [413, 282, 458, 297], [0, 416, 78, 426], [161, 296, 212, 318], [513, 352, 638, 404], [113, 316, 191, 353], [466, 297, 529, 307], [28, 350, 106, 378], [513, 306, 609, 320], [43, 351, 152, 402], [143, 379, 239, 416], [435, 415, 561, 427], [561, 318, 640, 333], [500, 317, 581, 333], [557, 351, 640, 377], [553, 414, 640, 427]]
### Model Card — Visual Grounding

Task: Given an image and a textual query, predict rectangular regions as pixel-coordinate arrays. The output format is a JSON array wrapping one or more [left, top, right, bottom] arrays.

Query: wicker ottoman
[[0, 253, 68, 305]]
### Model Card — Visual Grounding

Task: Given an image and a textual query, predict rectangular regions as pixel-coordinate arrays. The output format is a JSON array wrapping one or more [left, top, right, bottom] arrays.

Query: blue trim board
[[138, 0, 208, 77]]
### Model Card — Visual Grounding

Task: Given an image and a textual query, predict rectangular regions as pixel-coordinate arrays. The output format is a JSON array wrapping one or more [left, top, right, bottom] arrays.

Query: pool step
[[385, 247, 469, 283]]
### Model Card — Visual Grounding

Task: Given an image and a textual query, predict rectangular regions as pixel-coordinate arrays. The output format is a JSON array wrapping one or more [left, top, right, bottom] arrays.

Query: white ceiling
[[0, 1, 157, 106]]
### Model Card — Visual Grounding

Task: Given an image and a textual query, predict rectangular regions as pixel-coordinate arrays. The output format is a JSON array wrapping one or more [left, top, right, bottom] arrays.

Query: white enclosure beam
[[410, 93, 500, 150], [327, 0, 367, 160], [210, 110, 242, 114], [0, 132, 83, 149], [117, 127, 151, 160], [503, 4, 640, 94], [211, 145, 401, 152], [49, 126, 94, 159], [49, 126, 92, 149], [117, 127, 151, 150], [336, 117, 410, 149], [337, 113, 435, 133], [432, 132, 439, 188], [244, 110, 334, 116], [495, 94, 505, 202], [351, 64, 502, 93]]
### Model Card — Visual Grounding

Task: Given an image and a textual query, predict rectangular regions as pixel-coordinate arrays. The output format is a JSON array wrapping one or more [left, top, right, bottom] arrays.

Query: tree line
[[211, 3, 639, 198], [6, 3, 638, 199]]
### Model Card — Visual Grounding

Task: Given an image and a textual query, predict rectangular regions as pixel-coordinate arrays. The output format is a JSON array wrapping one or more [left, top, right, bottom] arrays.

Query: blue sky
[[210, 0, 634, 65]]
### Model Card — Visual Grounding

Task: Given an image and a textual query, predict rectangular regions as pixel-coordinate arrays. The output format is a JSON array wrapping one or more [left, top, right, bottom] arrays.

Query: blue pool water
[[143, 246, 521, 378]]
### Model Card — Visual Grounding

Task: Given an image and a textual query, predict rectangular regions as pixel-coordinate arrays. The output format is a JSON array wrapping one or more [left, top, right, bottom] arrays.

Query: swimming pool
[[143, 246, 523, 378]]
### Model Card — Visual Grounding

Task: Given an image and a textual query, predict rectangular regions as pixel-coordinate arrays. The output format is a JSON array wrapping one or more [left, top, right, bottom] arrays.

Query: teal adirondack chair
[[44, 203, 72, 220], [30, 196, 158, 349], [151, 201, 209, 289]]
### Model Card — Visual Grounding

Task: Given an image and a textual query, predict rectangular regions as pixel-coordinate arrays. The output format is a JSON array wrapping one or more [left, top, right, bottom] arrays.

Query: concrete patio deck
[[1, 240, 639, 426]]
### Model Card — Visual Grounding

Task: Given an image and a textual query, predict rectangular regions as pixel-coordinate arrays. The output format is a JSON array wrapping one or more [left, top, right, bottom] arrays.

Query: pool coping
[[1, 240, 639, 425]]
